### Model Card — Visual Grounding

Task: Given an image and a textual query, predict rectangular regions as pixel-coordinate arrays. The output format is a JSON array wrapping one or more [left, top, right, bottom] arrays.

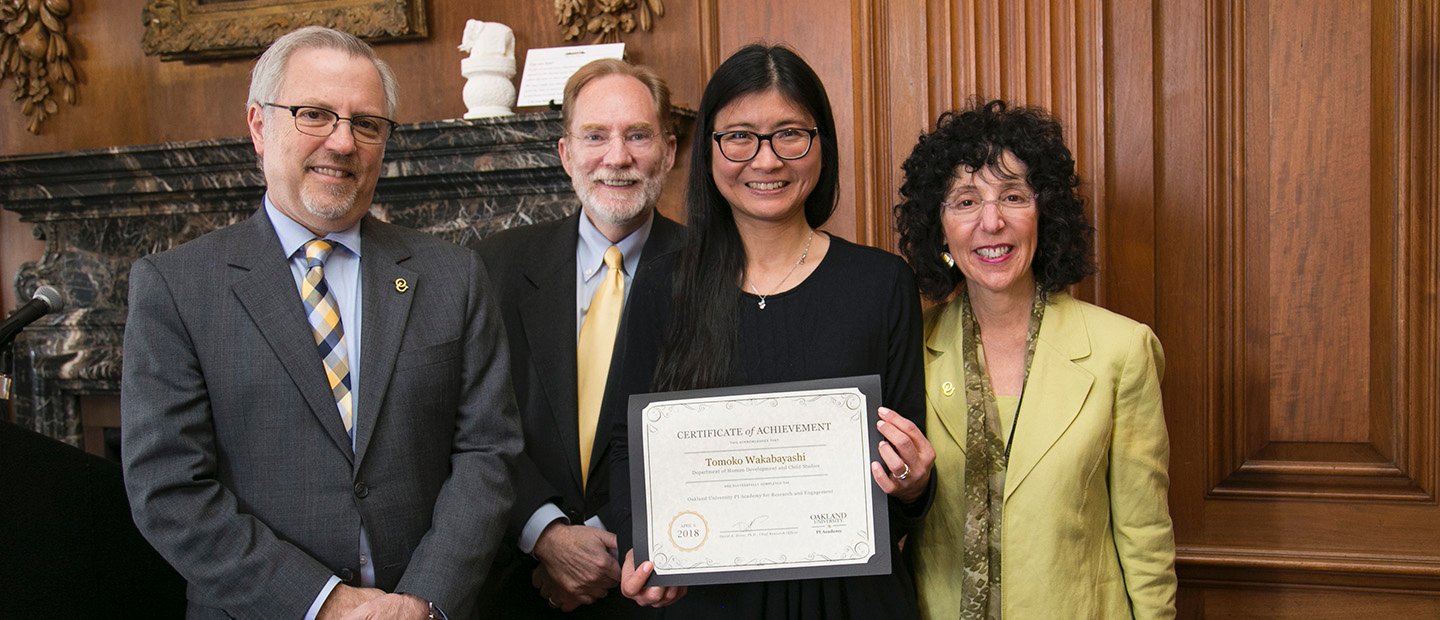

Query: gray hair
[[562, 58, 673, 135], [247, 26, 399, 117]]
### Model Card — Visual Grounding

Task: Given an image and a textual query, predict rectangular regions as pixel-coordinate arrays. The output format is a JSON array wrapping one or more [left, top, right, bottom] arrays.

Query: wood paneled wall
[[1159, 1, 1440, 612], [3, 0, 1439, 614]]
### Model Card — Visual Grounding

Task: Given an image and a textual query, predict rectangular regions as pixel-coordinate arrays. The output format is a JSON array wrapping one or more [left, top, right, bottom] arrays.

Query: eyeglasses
[[712, 127, 819, 162], [941, 192, 1037, 220], [262, 103, 397, 145], [567, 129, 661, 151]]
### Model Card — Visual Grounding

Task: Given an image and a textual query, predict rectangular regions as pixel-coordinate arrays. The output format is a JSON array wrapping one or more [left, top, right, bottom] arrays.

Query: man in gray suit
[[476, 59, 682, 617], [121, 26, 521, 619]]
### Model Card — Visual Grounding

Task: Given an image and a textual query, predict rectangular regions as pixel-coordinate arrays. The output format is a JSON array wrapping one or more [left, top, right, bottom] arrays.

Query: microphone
[[0, 285, 65, 345]]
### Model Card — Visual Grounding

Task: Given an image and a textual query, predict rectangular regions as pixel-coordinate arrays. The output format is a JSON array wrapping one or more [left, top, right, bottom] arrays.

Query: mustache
[[589, 172, 644, 183], [306, 153, 358, 170]]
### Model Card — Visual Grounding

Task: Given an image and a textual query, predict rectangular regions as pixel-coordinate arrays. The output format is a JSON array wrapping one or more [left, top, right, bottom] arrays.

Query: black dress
[[607, 235, 930, 620]]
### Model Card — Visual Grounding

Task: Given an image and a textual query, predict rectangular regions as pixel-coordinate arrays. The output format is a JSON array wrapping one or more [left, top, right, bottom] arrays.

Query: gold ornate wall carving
[[554, 0, 664, 43], [0, 0, 77, 134], [142, 0, 427, 62]]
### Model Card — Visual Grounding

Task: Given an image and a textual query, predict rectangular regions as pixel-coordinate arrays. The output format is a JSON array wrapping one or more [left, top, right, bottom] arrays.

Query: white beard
[[301, 178, 361, 222], [573, 170, 665, 229]]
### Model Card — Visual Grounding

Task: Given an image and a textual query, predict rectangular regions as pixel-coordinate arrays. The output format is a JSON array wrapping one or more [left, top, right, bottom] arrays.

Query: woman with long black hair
[[606, 44, 936, 619]]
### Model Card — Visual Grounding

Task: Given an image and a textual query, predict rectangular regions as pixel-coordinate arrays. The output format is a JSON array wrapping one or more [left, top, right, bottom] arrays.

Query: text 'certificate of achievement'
[[629, 375, 891, 586]]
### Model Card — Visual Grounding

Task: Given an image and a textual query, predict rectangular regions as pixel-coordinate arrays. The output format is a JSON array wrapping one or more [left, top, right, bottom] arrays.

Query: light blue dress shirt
[[575, 211, 653, 335], [263, 199, 373, 619], [517, 210, 655, 555]]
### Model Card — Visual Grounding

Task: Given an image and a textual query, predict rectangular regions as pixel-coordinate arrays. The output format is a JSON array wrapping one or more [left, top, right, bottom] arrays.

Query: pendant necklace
[[748, 230, 814, 310]]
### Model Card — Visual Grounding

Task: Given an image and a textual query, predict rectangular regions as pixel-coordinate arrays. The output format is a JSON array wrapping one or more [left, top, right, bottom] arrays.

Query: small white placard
[[516, 43, 626, 107]]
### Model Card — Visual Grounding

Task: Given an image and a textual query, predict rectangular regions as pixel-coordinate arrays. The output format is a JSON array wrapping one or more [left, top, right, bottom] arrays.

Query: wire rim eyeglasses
[[262, 103, 397, 145], [566, 129, 662, 151], [940, 193, 1038, 221]]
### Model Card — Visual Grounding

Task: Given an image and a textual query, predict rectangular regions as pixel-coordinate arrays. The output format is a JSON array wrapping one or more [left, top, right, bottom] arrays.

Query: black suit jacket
[[475, 211, 682, 618]]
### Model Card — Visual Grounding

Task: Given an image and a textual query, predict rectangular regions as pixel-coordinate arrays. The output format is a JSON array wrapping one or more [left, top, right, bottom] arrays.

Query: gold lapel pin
[[942, 381, 955, 397], [394, 278, 409, 293]]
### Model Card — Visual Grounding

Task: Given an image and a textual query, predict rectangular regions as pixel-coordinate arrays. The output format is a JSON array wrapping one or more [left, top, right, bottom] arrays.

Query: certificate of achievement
[[628, 375, 890, 586]]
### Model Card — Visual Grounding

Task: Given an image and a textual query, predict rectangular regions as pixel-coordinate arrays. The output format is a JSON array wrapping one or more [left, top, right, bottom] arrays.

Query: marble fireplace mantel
[[0, 110, 691, 445]]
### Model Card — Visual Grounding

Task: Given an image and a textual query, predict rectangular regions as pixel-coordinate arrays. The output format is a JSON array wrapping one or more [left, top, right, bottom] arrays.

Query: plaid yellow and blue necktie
[[301, 239, 353, 435]]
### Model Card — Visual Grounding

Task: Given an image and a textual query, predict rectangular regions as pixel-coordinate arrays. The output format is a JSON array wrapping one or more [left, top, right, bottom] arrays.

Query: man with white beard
[[476, 59, 682, 618]]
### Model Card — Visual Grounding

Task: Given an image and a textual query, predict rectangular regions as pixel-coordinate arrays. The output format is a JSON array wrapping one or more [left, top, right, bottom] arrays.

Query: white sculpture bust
[[459, 20, 517, 118]]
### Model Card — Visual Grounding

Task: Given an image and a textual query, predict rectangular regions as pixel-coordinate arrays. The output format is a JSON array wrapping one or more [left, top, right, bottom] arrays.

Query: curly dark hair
[[894, 99, 1095, 302]]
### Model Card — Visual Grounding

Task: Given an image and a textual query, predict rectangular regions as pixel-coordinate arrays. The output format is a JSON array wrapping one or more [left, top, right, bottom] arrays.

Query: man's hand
[[339, 592, 429, 620], [317, 584, 385, 620], [531, 522, 620, 610]]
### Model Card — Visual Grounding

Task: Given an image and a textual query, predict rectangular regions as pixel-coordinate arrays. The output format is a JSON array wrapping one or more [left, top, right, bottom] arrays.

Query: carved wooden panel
[[1158, 0, 1440, 604], [1204, 0, 1435, 503]]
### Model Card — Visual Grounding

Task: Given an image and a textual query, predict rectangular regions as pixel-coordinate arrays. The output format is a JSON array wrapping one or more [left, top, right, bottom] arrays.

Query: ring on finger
[[548, 597, 559, 608], [896, 462, 910, 481]]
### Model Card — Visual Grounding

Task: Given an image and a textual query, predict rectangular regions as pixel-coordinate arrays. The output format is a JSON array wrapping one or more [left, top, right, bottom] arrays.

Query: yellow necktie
[[300, 239, 353, 436], [577, 246, 623, 488]]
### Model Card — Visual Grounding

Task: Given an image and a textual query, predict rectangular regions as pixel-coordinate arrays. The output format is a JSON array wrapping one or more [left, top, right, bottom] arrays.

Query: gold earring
[[941, 251, 955, 268]]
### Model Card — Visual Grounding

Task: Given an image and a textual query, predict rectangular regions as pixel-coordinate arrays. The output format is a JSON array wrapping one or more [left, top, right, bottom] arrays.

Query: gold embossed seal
[[667, 511, 709, 552]]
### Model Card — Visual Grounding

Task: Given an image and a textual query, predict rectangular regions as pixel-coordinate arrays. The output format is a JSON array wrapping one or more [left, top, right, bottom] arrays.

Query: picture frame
[[142, 0, 427, 62]]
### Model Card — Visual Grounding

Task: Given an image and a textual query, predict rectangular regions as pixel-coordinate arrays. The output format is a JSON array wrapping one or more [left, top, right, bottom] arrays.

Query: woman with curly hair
[[894, 99, 1177, 619]]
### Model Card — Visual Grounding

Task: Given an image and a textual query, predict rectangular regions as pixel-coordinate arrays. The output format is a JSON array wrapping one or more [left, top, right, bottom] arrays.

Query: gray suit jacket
[[474, 211, 682, 618], [121, 208, 522, 619]]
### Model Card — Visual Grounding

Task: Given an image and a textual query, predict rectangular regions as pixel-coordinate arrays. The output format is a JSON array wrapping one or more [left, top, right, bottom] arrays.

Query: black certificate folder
[[628, 374, 891, 587]]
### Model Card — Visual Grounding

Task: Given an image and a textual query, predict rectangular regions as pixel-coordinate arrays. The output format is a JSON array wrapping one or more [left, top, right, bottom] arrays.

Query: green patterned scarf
[[958, 284, 1046, 619]]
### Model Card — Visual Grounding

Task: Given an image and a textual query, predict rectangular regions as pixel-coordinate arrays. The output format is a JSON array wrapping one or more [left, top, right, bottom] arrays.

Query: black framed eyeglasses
[[712, 127, 819, 162], [262, 103, 397, 145]]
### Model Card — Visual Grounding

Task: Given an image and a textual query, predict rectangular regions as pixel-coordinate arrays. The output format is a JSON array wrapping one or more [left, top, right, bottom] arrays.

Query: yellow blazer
[[912, 293, 1177, 619]]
